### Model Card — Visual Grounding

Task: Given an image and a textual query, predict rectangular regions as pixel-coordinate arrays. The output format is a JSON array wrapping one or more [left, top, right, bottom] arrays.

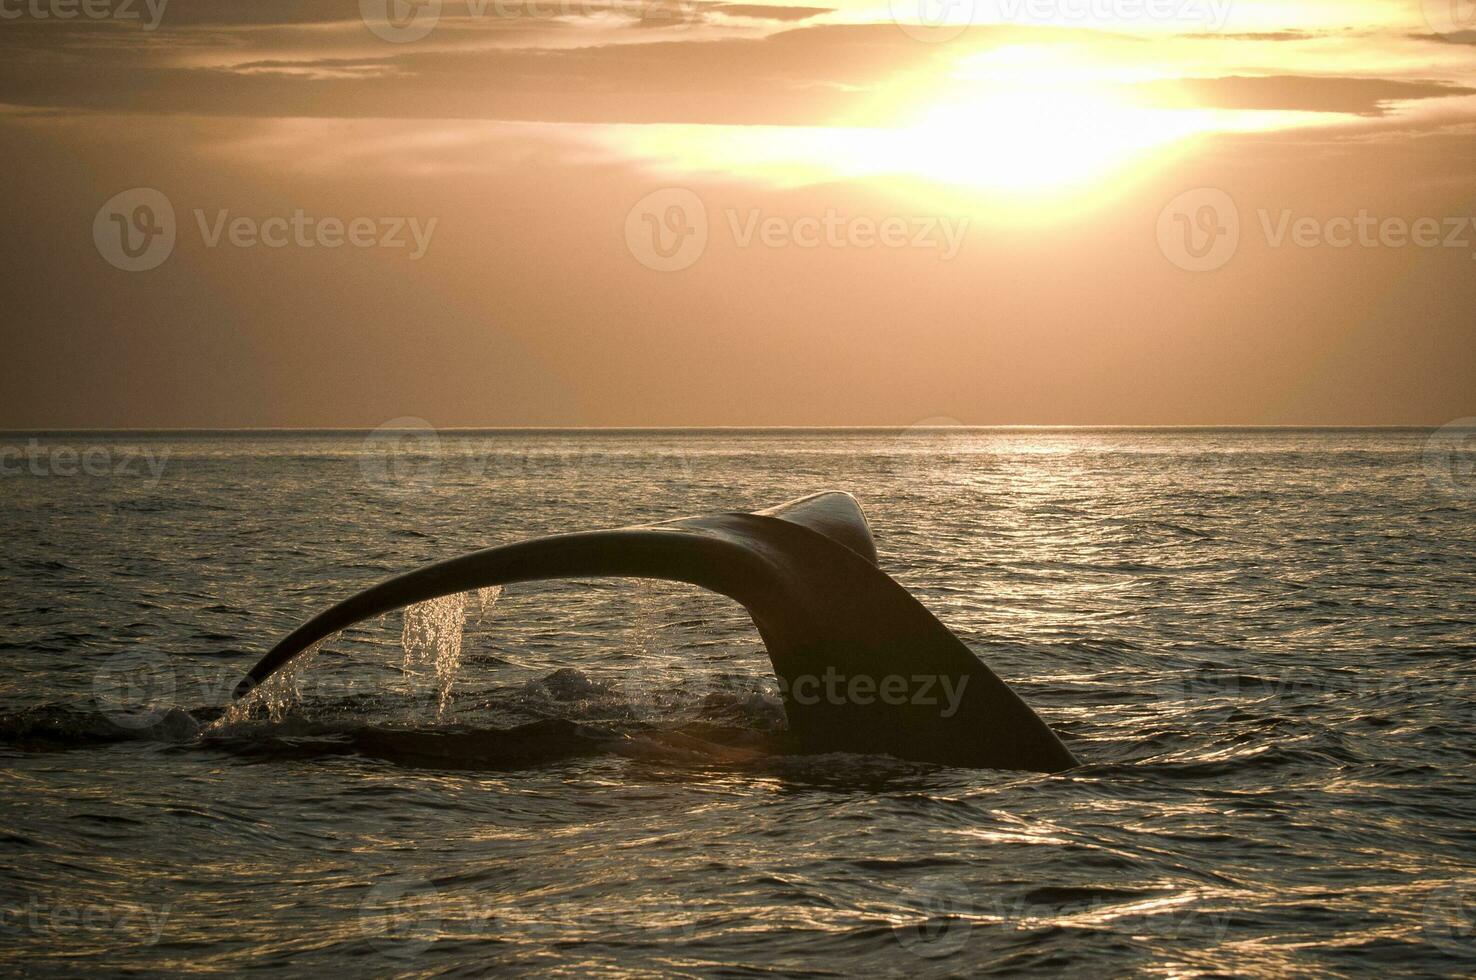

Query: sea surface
[[1, 427, 1473, 976]]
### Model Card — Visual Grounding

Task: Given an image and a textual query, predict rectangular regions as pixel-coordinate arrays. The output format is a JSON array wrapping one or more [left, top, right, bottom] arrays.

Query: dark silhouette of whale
[[233, 492, 1078, 773]]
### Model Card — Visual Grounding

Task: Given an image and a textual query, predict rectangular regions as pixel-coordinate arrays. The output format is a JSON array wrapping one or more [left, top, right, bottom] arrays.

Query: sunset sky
[[2, 0, 1473, 426]]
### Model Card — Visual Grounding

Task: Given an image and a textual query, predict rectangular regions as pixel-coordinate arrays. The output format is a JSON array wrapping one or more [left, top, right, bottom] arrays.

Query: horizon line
[[0, 424, 1456, 435]]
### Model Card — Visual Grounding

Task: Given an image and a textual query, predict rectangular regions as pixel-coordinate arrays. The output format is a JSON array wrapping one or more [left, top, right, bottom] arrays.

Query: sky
[[1, 0, 1474, 426]]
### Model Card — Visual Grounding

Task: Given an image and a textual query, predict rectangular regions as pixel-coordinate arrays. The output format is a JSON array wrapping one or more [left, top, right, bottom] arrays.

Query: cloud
[[1137, 75, 1476, 116], [0, 22, 970, 123], [1413, 29, 1476, 44], [1177, 30, 1322, 41], [1, 10, 1474, 132], [711, 4, 832, 19]]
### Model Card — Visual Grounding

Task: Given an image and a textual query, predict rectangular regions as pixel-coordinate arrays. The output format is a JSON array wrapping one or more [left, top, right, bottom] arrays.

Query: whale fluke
[[233, 492, 1078, 773]]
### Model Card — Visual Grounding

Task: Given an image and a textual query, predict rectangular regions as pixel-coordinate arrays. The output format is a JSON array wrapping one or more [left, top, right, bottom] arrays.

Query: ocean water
[[2, 427, 1473, 975]]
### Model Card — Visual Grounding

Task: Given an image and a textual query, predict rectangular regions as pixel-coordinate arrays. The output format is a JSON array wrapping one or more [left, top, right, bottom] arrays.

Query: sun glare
[[884, 45, 1205, 190], [885, 85, 1210, 192], [597, 45, 1320, 200]]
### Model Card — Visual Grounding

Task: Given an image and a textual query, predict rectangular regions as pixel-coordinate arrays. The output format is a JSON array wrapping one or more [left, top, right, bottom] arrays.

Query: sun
[[858, 44, 1219, 194], [594, 44, 1328, 202], [890, 82, 1211, 192]]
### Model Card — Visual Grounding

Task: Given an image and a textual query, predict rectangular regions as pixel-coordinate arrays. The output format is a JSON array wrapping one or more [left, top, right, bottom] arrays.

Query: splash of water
[[209, 638, 327, 730], [214, 588, 502, 731], [623, 581, 665, 720], [401, 593, 481, 719], [474, 585, 503, 623]]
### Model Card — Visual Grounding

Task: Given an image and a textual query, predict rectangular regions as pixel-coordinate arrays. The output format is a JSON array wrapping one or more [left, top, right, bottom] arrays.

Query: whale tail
[[233, 492, 1078, 773]]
